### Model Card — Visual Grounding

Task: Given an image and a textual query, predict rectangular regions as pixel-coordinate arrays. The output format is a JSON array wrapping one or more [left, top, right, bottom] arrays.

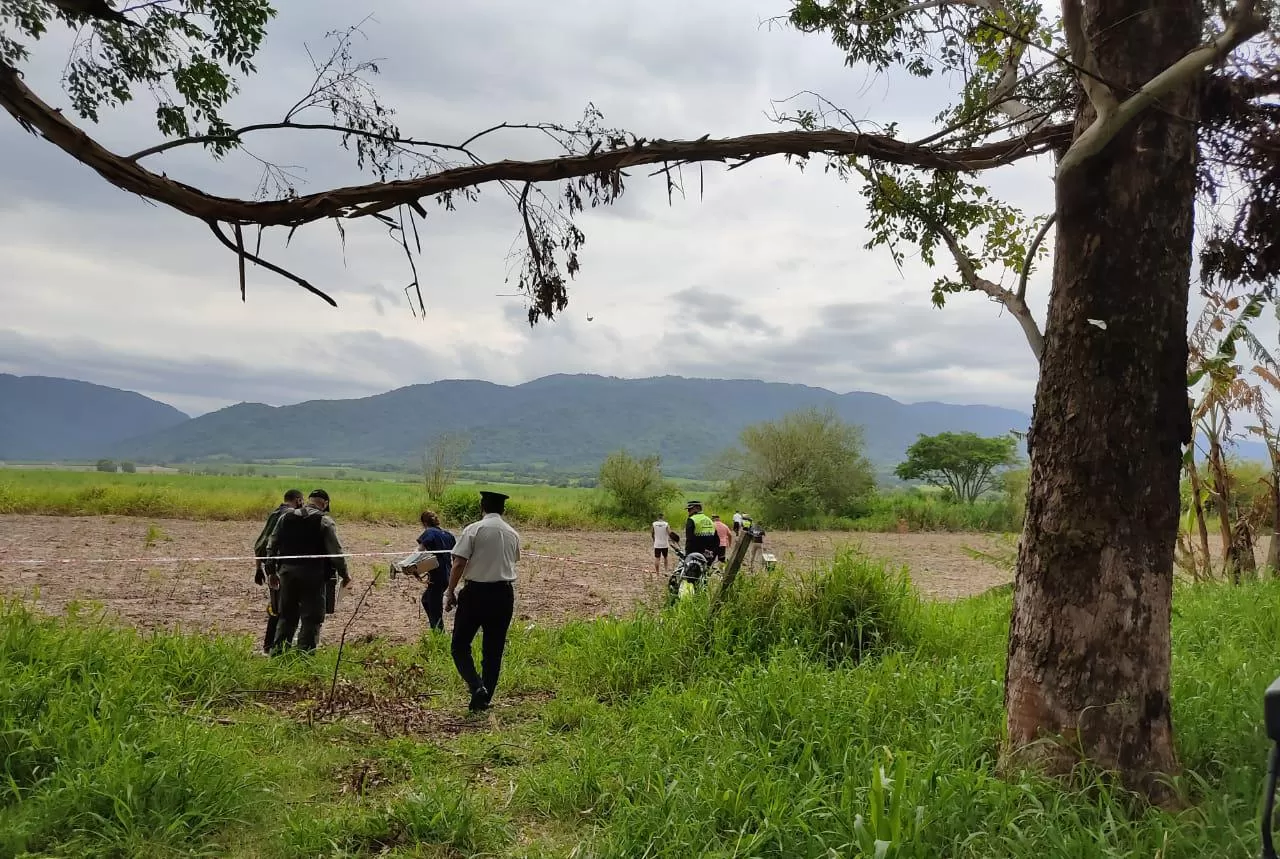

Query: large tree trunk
[[1003, 0, 1201, 796]]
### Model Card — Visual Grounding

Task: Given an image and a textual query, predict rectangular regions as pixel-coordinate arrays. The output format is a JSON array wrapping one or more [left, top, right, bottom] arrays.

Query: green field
[[0, 553, 1272, 857], [0, 468, 1022, 532]]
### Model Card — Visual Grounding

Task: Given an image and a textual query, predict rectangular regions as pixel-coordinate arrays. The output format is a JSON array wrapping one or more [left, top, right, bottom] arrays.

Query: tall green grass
[[0, 469, 600, 528], [0, 468, 1017, 534], [1, 552, 1277, 856], [0, 602, 265, 857], [843, 493, 1022, 532], [0, 468, 1022, 533]]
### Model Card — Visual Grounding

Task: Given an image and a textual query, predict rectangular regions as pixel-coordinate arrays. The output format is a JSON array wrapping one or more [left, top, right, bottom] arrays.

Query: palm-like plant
[[1187, 291, 1280, 580]]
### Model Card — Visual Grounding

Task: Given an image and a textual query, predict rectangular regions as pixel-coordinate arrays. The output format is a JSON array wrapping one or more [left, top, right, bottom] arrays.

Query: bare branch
[[1017, 211, 1056, 303], [233, 221, 246, 301], [126, 120, 481, 162], [930, 214, 1045, 361], [206, 221, 337, 306]]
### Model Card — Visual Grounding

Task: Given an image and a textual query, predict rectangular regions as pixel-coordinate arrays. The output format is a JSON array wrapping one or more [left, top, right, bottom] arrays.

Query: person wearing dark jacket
[[265, 489, 349, 654], [252, 489, 303, 653], [416, 511, 457, 631]]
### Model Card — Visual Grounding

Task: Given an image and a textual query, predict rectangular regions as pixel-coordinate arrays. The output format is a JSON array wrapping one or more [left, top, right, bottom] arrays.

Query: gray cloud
[[671, 286, 781, 335], [0, 0, 1059, 417], [0, 328, 413, 414], [655, 293, 1038, 407]]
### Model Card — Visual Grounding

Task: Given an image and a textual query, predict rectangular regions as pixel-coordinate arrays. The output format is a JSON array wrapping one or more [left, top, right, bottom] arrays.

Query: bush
[[1228, 458, 1274, 532], [713, 550, 923, 665], [597, 450, 678, 523], [437, 486, 482, 525], [715, 408, 877, 526], [555, 551, 923, 700]]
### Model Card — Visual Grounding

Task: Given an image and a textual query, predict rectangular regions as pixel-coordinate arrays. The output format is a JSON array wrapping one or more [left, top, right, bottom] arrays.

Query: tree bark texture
[[1004, 0, 1202, 794]]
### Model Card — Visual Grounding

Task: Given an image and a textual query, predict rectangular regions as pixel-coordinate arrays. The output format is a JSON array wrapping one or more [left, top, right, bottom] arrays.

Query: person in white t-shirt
[[651, 515, 674, 576]]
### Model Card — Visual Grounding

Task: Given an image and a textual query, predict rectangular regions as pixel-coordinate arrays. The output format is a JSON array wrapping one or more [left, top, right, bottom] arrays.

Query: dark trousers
[[262, 586, 281, 652], [273, 567, 327, 653], [421, 570, 448, 631], [450, 580, 515, 695]]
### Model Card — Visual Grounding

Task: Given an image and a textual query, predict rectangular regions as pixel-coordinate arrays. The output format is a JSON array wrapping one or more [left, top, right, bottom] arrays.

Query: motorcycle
[[666, 545, 716, 603]]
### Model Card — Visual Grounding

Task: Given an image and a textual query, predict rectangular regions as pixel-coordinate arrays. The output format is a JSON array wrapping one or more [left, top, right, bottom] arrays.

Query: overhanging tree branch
[[0, 59, 1071, 231], [842, 0, 991, 27], [855, 161, 1047, 361], [206, 220, 337, 306]]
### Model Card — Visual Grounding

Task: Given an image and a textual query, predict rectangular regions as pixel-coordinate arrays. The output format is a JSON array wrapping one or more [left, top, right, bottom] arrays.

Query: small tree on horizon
[[422, 432, 471, 502], [895, 432, 1020, 504]]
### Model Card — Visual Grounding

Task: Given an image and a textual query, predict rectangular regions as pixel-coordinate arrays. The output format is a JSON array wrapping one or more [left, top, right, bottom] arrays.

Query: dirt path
[[0, 515, 1012, 644]]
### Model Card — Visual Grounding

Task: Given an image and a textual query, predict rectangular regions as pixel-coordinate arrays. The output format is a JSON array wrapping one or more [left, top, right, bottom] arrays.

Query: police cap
[[480, 490, 510, 502], [685, 500, 702, 509], [309, 488, 330, 502]]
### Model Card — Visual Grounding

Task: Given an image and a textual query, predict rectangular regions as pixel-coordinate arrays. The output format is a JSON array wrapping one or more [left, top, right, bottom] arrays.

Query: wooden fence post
[[712, 534, 754, 612]]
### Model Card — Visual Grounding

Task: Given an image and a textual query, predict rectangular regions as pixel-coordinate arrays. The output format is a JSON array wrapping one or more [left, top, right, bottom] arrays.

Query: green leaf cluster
[[2, 0, 274, 150]]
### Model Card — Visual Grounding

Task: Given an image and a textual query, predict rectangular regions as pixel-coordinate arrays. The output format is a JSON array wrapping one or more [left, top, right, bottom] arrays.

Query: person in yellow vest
[[683, 500, 719, 562]]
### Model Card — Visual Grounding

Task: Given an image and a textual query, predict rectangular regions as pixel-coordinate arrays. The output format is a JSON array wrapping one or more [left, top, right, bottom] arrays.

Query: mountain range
[[2, 373, 1030, 473], [3, 373, 1267, 475], [0, 374, 189, 460]]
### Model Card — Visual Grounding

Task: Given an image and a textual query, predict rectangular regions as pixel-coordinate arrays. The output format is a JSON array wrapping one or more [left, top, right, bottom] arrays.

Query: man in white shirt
[[651, 515, 673, 576], [446, 490, 521, 711]]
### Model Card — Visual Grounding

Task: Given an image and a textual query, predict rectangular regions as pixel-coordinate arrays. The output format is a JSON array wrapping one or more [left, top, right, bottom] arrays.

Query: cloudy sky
[[1, 0, 1064, 416]]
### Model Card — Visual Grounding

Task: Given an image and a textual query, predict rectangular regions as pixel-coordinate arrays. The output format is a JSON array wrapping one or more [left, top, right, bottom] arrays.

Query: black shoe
[[468, 686, 491, 712]]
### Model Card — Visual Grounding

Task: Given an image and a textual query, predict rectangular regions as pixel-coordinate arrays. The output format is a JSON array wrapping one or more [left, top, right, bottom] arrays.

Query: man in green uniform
[[265, 488, 349, 654], [683, 500, 719, 564], [253, 488, 303, 654]]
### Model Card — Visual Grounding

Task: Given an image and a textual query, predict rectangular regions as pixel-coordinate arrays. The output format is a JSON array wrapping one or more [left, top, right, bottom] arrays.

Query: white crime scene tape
[[0, 548, 657, 576], [0, 549, 454, 566]]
